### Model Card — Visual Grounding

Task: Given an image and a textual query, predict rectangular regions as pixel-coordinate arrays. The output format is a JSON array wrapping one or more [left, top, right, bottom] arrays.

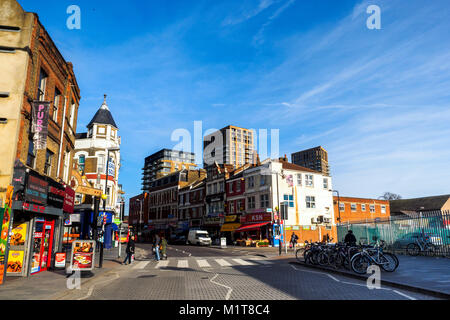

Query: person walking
[[344, 230, 357, 246], [160, 236, 168, 260], [290, 232, 299, 250], [154, 234, 161, 261], [122, 235, 135, 265]]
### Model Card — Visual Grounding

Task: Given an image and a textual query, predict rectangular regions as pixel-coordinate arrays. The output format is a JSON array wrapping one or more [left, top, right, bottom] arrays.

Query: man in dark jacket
[[122, 235, 135, 265], [344, 230, 357, 246]]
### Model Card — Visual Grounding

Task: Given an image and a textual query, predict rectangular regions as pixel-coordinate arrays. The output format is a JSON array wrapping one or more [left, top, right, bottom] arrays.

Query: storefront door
[[30, 218, 54, 274]]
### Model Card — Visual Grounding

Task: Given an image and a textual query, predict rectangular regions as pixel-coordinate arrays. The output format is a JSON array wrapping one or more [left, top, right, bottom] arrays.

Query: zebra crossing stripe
[[178, 260, 189, 268], [196, 259, 211, 268], [155, 260, 169, 269], [215, 259, 232, 267], [133, 261, 150, 269], [232, 258, 256, 266], [247, 258, 272, 265]]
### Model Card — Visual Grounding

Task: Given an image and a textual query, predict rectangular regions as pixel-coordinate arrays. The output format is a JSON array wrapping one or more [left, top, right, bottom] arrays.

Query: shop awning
[[234, 222, 270, 232], [220, 223, 241, 232]]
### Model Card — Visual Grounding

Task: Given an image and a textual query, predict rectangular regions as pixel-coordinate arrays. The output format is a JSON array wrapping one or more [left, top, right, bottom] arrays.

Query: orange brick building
[[333, 196, 390, 224]]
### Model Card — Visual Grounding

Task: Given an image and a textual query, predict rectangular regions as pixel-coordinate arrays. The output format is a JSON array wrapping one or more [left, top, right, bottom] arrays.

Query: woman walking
[[160, 236, 168, 260]]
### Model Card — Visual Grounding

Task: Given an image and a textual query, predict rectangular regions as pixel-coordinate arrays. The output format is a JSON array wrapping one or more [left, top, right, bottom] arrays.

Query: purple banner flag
[[31, 101, 50, 150]]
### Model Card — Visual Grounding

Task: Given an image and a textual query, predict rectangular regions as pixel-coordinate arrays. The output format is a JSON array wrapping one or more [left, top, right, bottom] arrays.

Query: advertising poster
[[25, 172, 48, 206], [31, 100, 50, 150], [10, 223, 27, 246], [71, 240, 96, 271], [286, 175, 293, 187], [6, 251, 24, 273], [55, 253, 66, 268], [0, 207, 11, 257]]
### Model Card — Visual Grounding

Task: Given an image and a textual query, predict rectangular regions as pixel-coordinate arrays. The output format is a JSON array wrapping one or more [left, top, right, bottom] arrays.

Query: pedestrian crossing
[[131, 257, 275, 270]]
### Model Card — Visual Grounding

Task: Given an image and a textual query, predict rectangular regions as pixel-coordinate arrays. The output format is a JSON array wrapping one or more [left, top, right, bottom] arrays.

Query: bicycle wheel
[[406, 243, 419, 256], [380, 253, 398, 272], [296, 248, 305, 262], [318, 252, 329, 266], [304, 250, 313, 264], [426, 244, 436, 257], [351, 253, 370, 274]]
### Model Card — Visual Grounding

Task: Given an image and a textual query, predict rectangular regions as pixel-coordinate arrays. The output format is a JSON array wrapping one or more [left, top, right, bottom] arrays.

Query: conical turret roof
[[87, 94, 118, 129]]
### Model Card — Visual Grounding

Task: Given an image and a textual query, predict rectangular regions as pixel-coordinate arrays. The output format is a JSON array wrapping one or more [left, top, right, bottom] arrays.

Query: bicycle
[[406, 237, 436, 257], [351, 240, 399, 274]]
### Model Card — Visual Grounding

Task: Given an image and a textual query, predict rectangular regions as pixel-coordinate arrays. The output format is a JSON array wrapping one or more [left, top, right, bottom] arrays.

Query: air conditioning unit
[[311, 217, 317, 224], [317, 216, 324, 224], [323, 217, 332, 224]]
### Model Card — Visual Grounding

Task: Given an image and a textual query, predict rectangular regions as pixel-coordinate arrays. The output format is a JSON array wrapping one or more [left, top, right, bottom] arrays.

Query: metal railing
[[337, 210, 450, 257]]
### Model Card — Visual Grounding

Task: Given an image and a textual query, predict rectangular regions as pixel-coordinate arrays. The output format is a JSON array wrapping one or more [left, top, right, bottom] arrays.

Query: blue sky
[[19, 0, 450, 213]]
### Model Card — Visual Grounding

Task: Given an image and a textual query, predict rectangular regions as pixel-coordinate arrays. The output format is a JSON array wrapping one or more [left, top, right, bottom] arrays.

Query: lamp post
[[270, 168, 285, 255], [331, 190, 341, 224], [136, 198, 143, 242], [331, 189, 340, 243], [99, 147, 120, 268], [118, 199, 125, 258]]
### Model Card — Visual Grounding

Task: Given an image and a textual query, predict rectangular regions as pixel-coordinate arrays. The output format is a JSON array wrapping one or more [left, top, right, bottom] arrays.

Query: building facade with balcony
[[291, 146, 330, 176]]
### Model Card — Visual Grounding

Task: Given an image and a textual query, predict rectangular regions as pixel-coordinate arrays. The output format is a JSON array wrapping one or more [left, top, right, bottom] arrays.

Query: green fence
[[337, 211, 450, 256]]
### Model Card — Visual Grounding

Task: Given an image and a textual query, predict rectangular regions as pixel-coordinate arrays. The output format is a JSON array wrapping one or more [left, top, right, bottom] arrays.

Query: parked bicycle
[[406, 236, 436, 257], [351, 240, 399, 274]]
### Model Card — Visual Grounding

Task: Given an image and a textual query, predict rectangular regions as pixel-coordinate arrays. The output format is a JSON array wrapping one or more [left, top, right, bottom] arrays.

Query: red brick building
[[333, 196, 390, 224]]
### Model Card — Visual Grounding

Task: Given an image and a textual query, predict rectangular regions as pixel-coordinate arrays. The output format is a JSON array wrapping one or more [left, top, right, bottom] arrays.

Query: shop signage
[[70, 240, 96, 271], [204, 217, 222, 225], [303, 226, 310, 230], [25, 173, 48, 206], [64, 217, 71, 226], [225, 215, 237, 223], [63, 187, 75, 213], [47, 180, 65, 209], [108, 159, 115, 176], [31, 100, 51, 150], [70, 214, 80, 223], [242, 212, 272, 224], [54, 253, 66, 268], [22, 203, 45, 214]]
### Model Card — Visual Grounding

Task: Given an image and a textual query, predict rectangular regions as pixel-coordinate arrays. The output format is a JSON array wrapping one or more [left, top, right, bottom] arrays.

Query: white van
[[187, 230, 212, 246]]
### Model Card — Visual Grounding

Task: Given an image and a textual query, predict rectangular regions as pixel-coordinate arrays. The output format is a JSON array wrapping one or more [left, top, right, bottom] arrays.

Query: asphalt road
[[56, 244, 438, 300]]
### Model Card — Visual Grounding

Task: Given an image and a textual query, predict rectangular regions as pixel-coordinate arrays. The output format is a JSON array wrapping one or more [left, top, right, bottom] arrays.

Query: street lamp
[[99, 147, 120, 269], [331, 189, 341, 224], [269, 168, 286, 255], [136, 198, 143, 241]]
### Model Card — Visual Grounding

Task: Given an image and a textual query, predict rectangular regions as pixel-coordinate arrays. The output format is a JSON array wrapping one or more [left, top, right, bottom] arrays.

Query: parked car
[[187, 230, 211, 246]]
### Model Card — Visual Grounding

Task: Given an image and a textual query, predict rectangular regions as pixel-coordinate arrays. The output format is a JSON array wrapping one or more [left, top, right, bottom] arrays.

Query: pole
[[276, 172, 281, 256], [99, 149, 110, 269], [118, 201, 124, 258], [284, 203, 287, 254]]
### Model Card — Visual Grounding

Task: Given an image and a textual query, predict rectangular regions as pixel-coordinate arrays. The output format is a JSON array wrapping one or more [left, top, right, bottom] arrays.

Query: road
[[55, 244, 437, 300]]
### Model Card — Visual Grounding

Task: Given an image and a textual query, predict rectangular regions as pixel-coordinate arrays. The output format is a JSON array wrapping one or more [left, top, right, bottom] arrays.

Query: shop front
[[7, 165, 65, 277], [203, 216, 223, 243], [219, 215, 241, 245], [234, 212, 272, 247]]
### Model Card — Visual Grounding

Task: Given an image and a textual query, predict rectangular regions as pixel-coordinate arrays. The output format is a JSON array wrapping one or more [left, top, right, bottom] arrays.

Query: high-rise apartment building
[[142, 149, 196, 192], [203, 125, 255, 170], [291, 146, 330, 176]]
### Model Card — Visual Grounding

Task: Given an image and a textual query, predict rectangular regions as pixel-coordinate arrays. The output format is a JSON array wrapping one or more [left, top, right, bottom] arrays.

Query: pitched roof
[[280, 160, 321, 174], [87, 95, 118, 129], [390, 195, 450, 213]]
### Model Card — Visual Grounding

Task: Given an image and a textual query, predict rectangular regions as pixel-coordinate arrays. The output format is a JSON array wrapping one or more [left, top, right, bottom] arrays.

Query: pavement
[[0, 244, 448, 300], [0, 245, 130, 300]]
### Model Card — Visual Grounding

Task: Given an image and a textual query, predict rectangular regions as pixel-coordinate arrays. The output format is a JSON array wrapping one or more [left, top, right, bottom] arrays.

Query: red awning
[[234, 222, 270, 232]]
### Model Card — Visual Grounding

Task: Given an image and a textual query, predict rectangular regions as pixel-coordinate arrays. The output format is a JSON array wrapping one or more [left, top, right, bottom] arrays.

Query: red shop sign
[[244, 212, 272, 223], [64, 186, 75, 213]]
